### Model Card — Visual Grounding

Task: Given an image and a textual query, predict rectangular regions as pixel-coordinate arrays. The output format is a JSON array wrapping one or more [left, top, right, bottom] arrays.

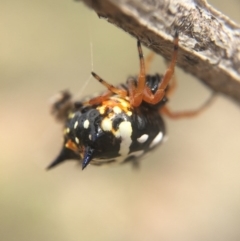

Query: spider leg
[[91, 72, 127, 97], [128, 40, 146, 107], [166, 73, 177, 98], [160, 93, 216, 119], [143, 32, 179, 105], [85, 90, 113, 106]]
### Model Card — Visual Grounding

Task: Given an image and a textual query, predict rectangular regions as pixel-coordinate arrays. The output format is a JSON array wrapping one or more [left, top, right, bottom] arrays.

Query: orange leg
[[160, 93, 216, 119], [85, 90, 113, 106], [128, 40, 147, 107], [91, 72, 127, 97], [143, 32, 179, 105], [166, 73, 177, 98]]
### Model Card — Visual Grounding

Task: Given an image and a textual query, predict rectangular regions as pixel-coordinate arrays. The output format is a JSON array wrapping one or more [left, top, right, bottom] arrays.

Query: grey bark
[[80, 0, 240, 103]]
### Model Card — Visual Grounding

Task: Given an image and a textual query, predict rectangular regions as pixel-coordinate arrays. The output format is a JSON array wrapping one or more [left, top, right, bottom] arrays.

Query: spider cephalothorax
[[48, 32, 179, 170]]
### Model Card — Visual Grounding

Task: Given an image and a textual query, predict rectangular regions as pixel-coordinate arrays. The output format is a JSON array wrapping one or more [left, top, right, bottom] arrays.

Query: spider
[[48, 32, 213, 170]]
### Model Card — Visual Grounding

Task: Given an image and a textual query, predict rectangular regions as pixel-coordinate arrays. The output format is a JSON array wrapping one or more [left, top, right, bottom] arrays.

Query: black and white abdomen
[[90, 102, 166, 166], [121, 108, 165, 163], [48, 95, 166, 170]]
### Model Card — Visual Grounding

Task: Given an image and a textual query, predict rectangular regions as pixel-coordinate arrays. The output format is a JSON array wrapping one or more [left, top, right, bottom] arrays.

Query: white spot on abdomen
[[101, 118, 112, 131], [98, 105, 106, 115], [113, 106, 122, 114], [127, 111, 132, 116], [83, 120, 90, 129], [137, 134, 149, 143], [74, 121, 78, 129], [118, 121, 132, 156], [75, 137, 79, 144], [150, 132, 163, 148]]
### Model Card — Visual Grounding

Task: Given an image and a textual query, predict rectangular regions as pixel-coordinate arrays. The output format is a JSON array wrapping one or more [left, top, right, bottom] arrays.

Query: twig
[[80, 0, 240, 103]]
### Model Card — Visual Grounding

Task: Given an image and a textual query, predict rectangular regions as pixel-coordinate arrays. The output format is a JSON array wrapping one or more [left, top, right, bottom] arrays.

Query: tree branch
[[80, 0, 240, 103]]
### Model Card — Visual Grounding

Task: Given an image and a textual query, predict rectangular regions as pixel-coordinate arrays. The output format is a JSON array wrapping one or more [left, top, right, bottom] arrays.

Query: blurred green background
[[1, 1, 240, 241]]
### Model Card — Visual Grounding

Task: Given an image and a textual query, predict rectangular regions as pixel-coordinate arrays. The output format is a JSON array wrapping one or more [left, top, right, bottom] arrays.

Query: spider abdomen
[[48, 95, 166, 170]]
